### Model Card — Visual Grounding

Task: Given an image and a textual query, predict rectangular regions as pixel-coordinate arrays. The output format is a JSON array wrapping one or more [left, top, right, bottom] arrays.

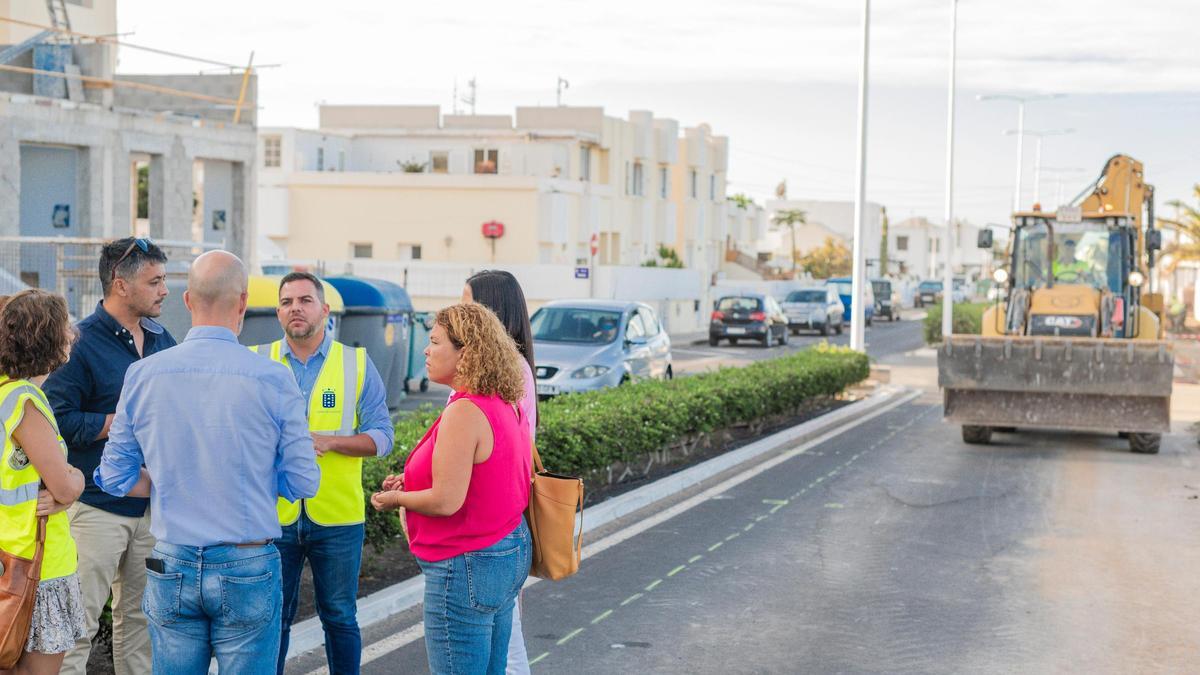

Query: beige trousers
[[60, 502, 155, 675]]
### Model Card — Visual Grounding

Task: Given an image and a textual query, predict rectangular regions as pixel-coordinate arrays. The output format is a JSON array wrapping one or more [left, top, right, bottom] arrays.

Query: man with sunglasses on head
[[44, 237, 175, 675]]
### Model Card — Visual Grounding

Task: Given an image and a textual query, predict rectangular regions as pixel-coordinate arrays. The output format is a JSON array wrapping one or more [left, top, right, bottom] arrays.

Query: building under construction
[[0, 0, 258, 315]]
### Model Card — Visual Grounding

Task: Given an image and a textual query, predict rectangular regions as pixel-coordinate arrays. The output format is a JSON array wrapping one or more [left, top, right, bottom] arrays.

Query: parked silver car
[[530, 300, 673, 397], [780, 287, 845, 336]]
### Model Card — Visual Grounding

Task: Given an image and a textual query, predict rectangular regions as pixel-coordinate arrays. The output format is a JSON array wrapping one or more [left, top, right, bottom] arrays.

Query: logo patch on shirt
[[322, 389, 337, 409], [8, 446, 30, 471]]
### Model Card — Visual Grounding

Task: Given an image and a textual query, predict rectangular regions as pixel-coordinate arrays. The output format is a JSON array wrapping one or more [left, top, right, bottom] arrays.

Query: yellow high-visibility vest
[[0, 378, 78, 580], [252, 340, 367, 526]]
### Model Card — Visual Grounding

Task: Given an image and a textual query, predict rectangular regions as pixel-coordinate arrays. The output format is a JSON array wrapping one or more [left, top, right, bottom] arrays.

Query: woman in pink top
[[372, 303, 531, 675]]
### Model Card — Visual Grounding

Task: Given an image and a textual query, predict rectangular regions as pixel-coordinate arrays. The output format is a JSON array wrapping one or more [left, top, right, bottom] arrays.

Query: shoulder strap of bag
[[30, 515, 46, 578], [530, 444, 546, 478]]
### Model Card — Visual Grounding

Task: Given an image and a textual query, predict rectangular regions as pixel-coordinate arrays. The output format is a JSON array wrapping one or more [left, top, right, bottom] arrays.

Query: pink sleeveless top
[[404, 391, 532, 562]]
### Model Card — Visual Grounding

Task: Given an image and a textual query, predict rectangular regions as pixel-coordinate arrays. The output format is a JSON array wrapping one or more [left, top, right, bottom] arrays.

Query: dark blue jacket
[[43, 301, 177, 517]]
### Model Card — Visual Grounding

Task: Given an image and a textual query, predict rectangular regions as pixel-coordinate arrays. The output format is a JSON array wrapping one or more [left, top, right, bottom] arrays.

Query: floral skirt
[[25, 573, 86, 654]]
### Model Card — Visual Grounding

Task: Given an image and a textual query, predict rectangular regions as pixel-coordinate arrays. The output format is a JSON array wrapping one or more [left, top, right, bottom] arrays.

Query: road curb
[[285, 385, 913, 662]]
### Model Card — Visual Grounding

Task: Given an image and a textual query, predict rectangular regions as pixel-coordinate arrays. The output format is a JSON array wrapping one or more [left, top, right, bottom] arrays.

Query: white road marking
[[309, 388, 922, 670]]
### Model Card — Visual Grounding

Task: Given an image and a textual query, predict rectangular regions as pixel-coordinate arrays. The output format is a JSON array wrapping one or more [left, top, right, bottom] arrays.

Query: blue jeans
[[142, 542, 282, 675], [276, 512, 364, 675], [417, 520, 532, 675]]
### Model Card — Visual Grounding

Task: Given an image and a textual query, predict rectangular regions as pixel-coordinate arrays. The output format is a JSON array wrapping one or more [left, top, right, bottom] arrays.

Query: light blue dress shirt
[[95, 326, 320, 547], [279, 331, 394, 456]]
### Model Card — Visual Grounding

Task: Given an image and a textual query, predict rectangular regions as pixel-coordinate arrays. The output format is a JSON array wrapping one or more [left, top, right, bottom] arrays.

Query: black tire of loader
[[1128, 432, 1161, 454], [962, 425, 992, 444]]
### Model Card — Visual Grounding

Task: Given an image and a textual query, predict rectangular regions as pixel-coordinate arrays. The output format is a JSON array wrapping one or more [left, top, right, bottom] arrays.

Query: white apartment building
[[258, 105, 748, 279], [889, 216, 990, 281]]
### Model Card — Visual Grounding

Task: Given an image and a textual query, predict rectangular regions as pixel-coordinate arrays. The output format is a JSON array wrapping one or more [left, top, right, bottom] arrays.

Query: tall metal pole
[[1013, 101, 1025, 211], [941, 0, 957, 339], [849, 0, 870, 352], [1032, 135, 1043, 206]]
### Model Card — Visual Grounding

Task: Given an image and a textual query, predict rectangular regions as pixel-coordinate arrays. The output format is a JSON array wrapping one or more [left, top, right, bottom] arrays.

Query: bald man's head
[[185, 252, 249, 332]]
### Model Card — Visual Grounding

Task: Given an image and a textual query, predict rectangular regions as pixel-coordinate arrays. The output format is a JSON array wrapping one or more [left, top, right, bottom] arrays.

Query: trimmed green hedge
[[923, 301, 989, 344], [361, 344, 869, 551]]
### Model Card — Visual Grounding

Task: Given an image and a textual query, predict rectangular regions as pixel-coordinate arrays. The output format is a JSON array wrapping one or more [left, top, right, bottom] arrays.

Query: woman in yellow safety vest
[[0, 290, 86, 674]]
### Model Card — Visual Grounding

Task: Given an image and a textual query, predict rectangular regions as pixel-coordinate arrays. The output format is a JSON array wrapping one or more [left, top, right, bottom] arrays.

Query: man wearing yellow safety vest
[[254, 272, 394, 675], [1053, 237, 1094, 284]]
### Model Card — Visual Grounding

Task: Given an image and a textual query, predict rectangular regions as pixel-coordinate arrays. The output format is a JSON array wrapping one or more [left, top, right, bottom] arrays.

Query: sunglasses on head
[[110, 238, 152, 282]]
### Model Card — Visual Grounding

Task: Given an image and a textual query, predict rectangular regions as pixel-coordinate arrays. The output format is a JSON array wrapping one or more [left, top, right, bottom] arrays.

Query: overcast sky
[[116, 0, 1200, 229]]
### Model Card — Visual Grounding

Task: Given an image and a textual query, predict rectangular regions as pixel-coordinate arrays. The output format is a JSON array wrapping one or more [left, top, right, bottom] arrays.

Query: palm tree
[[1157, 184, 1200, 273], [771, 209, 807, 277]]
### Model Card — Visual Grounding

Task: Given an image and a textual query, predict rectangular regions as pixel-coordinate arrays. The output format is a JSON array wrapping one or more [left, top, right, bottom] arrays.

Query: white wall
[[270, 259, 710, 333]]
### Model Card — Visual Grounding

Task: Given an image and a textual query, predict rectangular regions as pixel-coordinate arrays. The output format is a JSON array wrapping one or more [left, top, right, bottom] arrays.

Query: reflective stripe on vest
[[0, 481, 38, 506], [251, 340, 367, 526], [0, 379, 78, 580]]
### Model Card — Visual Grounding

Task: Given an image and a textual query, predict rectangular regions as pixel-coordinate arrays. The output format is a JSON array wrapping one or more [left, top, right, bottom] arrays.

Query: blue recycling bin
[[407, 311, 435, 393], [324, 277, 414, 410]]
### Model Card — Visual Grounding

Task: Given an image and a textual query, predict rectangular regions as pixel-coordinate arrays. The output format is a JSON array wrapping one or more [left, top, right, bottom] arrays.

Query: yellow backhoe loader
[[938, 154, 1172, 453]]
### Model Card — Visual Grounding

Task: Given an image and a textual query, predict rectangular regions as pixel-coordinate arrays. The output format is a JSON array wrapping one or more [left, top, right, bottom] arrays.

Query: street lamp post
[[1040, 166, 1087, 207], [1004, 128, 1074, 206], [849, 0, 870, 352], [941, 0, 957, 340], [978, 93, 1065, 211]]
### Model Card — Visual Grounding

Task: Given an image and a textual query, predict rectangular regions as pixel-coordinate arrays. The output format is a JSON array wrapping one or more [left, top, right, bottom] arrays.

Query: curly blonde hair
[[437, 303, 526, 404]]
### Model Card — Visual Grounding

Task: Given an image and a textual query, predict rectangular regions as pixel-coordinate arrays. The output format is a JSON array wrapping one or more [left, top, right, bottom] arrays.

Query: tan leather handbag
[[0, 515, 46, 669], [525, 446, 584, 580]]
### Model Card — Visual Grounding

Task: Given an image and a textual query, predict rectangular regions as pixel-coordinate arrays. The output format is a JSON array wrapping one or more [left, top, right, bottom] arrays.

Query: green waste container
[[324, 277, 414, 410]]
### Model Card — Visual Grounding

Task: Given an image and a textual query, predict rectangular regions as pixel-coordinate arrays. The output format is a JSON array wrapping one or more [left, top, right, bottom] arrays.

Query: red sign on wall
[[482, 221, 505, 239]]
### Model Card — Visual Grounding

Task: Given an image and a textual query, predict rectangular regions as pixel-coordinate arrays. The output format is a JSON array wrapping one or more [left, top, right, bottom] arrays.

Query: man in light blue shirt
[[96, 251, 319, 675], [258, 272, 393, 675]]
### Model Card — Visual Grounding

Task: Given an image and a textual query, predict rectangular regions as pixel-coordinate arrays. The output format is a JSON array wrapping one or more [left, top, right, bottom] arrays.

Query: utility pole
[[978, 93, 1064, 211], [556, 76, 569, 106], [1041, 166, 1086, 207], [460, 77, 477, 115], [849, 0, 870, 352], [941, 0, 957, 339]]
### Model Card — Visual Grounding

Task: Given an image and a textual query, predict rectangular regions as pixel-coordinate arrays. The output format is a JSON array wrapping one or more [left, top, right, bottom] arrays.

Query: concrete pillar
[[78, 144, 108, 238], [109, 139, 132, 239], [231, 160, 250, 260], [0, 122, 19, 237], [148, 154, 165, 240], [161, 137, 193, 242]]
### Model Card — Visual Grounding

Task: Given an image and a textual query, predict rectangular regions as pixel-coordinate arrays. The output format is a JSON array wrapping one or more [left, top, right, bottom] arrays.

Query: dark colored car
[[709, 294, 789, 347], [916, 280, 943, 308], [871, 278, 899, 321]]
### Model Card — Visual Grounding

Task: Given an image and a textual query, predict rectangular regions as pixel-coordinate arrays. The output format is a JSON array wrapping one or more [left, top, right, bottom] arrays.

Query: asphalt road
[[670, 315, 923, 377], [291, 332, 1200, 674], [394, 315, 925, 413], [291, 386, 1200, 674]]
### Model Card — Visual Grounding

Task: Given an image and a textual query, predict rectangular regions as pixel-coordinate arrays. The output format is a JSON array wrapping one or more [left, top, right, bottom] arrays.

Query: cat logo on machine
[[8, 446, 30, 471], [1044, 315, 1084, 330], [321, 389, 337, 409]]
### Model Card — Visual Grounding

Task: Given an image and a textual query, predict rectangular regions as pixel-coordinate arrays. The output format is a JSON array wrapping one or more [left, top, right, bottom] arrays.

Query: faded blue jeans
[[417, 520, 532, 675], [142, 542, 282, 675], [276, 512, 365, 675]]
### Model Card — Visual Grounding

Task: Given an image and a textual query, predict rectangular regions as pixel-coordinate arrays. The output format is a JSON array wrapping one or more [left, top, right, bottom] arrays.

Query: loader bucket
[[937, 336, 1173, 434]]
